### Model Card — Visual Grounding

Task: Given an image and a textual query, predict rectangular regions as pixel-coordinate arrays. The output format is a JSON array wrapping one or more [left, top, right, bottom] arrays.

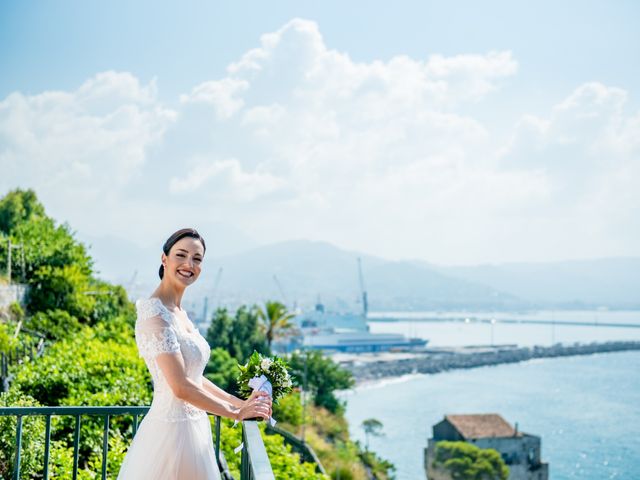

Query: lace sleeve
[[135, 299, 180, 359]]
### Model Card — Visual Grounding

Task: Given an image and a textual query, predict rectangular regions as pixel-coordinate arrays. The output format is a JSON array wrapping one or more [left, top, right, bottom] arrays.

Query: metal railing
[[0, 406, 275, 480], [241, 420, 275, 480]]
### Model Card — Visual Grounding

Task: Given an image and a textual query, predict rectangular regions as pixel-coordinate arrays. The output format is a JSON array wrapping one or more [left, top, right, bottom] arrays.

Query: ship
[[291, 258, 428, 353]]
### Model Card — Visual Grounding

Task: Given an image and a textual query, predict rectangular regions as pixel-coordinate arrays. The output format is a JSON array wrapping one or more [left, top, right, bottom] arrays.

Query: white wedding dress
[[117, 297, 221, 479]]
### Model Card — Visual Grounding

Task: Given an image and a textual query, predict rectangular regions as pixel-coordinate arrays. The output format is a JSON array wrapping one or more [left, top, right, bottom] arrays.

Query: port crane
[[357, 257, 368, 318]]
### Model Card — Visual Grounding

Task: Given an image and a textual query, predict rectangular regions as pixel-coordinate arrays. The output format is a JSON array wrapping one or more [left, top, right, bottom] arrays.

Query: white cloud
[[1, 19, 638, 264], [169, 157, 288, 202], [0, 71, 176, 236], [180, 78, 249, 119]]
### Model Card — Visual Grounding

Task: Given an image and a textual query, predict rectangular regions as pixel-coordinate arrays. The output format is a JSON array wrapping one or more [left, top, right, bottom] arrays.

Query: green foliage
[[204, 347, 240, 394], [0, 390, 44, 479], [0, 322, 18, 352], [257, 301, 296, 349], [10, 326, 151, 407], [287, 350, 354, 414], [433, 441, 509, 480], [89, 282, 135, 325], [26, 265, 95, 320], [217, 417, 328, 480], [5, 216, 92, 285], [8, 302, 25, 322], [0, 188, 45, 235], [358, 445, 396, 480], [272, 390, 303, 427], [27, 309, 81, 340], [206, 306, 270, 363]]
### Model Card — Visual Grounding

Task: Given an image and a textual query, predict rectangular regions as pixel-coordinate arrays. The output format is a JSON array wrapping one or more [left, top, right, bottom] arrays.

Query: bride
[[118, 228, 271, 479]]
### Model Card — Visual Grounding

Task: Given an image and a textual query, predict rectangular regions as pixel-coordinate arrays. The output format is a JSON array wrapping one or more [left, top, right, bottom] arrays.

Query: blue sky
[[1, 1, 639, 266], [2, 1, 638, 104]]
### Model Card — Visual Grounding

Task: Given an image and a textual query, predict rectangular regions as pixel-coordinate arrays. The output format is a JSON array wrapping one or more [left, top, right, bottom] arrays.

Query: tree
[[205, 306, 270, 363], [12, 216, 93, 282], [204, 347, 240, 395], [361, 418, 384, 451], [433, 441, 509, 480], [257, 300, 296, 350], [0, 188, 45, 235], [288, 350, 354, 414], [26, 264, 95, 320]]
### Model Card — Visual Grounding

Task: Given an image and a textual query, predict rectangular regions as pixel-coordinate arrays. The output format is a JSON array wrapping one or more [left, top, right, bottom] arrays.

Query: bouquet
[[237, 351, 293, 405]]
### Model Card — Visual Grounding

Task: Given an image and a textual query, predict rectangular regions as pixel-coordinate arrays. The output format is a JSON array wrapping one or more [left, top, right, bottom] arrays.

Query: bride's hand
[[248, 390, 272, 406], [236, 392, 271, 421], [250, 391, 272, 417]]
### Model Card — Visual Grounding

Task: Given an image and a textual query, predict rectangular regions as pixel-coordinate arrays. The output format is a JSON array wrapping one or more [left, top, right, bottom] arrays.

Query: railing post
[[72, 414, 81, 480], [215, 415, 221, 464], [101, 414, 110, 480], [13, 415, 23, 480], [43, 414, 52, 480]]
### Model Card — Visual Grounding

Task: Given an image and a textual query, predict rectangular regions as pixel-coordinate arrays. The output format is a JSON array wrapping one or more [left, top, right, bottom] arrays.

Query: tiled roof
[[445, 414, 521, 439]]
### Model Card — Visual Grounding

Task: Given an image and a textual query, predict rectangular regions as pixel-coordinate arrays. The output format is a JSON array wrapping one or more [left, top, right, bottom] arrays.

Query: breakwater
[[339, 341, 640, 383]]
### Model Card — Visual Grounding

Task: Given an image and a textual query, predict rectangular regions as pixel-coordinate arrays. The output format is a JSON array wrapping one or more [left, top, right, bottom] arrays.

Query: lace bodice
[[135, 297, 211, 421]]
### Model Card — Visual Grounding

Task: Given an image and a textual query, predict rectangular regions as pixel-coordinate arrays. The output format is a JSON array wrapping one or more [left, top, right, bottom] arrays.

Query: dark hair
[[159, 228, 207, 279]]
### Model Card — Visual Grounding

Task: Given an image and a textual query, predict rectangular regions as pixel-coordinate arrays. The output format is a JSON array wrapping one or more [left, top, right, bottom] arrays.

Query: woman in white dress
[[118, 228, 271, 480]]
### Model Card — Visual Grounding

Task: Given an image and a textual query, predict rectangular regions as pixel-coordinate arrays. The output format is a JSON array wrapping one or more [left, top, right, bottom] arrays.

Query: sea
[[338, 310, 640, 480]]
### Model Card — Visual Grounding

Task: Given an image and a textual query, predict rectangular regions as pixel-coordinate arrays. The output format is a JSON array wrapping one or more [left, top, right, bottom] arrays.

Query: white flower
[[261, 358, 273, 371], [284, 378, 292, 388]]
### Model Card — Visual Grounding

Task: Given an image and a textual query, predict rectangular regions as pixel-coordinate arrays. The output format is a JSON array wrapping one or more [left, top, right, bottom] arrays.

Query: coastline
[[332, 340, 640, 384]]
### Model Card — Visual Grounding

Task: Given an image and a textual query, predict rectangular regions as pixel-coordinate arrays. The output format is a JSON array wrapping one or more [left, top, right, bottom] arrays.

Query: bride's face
[[162, 237, 205, 287]]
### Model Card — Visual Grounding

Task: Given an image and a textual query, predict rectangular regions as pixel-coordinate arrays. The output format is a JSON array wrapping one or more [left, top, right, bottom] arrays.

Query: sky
[[1, 0, 639, 266]]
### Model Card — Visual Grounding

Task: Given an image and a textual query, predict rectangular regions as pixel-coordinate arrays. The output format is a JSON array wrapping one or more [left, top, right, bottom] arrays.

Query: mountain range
[[85, 236, 640, 311]]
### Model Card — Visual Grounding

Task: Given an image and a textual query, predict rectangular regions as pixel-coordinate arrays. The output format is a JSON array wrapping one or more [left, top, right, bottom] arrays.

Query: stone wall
[[0, 284, 27, 309]]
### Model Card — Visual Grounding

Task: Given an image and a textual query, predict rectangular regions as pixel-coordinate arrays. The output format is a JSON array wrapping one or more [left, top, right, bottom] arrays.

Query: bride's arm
[[201, 376, 244, 408], [155, 352, 270, 420]]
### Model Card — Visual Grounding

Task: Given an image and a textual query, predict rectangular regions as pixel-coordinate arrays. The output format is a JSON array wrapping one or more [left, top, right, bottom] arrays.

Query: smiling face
[[161, 236, 205, 288]]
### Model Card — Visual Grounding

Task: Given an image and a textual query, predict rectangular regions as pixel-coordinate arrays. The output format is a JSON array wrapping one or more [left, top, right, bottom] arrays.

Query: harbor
[[339, 348, 640, 480], [332, 340, 640, 383]]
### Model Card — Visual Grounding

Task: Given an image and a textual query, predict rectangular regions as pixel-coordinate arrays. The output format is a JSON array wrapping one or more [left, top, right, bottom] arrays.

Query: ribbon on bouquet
[[233, 374, 277, 454]]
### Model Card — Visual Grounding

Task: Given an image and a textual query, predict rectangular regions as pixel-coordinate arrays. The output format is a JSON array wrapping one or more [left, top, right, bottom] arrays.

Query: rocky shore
[[334, 341, 640, 383]]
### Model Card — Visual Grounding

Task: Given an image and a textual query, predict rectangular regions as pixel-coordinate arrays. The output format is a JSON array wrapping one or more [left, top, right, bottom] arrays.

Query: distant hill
[[193, 240, 517, 311], [440, 257, 640, 309], [85, 234, 640, 311]]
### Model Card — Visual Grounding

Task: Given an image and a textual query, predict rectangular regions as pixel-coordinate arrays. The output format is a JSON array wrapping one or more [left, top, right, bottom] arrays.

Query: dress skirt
[[117, 414, 221, 480]]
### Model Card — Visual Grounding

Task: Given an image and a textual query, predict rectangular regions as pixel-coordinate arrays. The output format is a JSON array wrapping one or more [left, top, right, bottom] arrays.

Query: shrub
[[27, 309, 81, 340], [0, 390, 44, 479], [26, 265, 95, 320], [205, 347, 241, 395], [287, 351, 354, 415], [433, 441, 509, 480], [272, 389, 303, 428]]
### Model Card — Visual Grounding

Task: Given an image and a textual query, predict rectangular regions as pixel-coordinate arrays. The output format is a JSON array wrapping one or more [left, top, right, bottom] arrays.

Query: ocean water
[[367, 310, 640, 347], [339, 351, 640, 480]]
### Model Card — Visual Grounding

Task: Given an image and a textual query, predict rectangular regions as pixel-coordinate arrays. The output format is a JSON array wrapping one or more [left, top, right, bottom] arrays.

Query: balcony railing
[[0, 406, 275, 480]]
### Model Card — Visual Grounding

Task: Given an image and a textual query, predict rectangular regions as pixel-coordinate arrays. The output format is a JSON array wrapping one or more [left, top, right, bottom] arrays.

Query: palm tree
[[257, 300, 296, 350]]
